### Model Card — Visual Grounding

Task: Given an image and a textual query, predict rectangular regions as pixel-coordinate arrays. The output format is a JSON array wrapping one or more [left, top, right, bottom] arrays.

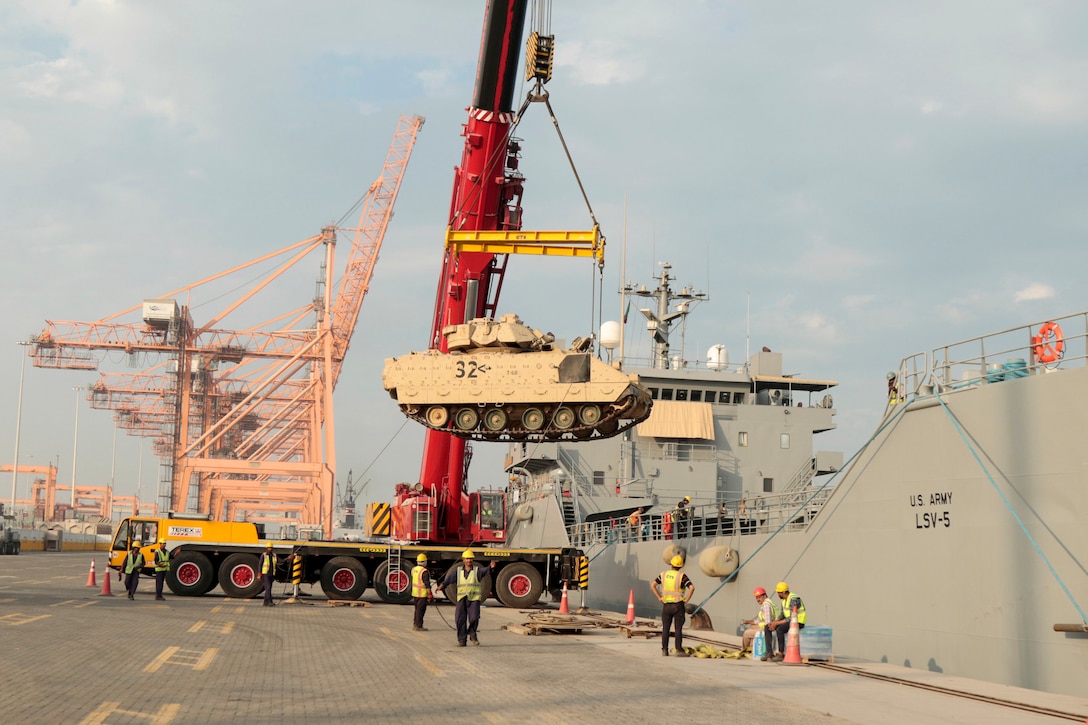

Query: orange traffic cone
[[625, 589, 636, 625], [782, 605, 803, 665], [99, 566, 114, 596], [559, 582, 569, 614], [85, 559, 97, 587]]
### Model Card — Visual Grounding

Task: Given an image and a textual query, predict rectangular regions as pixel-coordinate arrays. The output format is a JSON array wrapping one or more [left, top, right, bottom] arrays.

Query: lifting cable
[[932, 390, 1088, 624], [690, 401, 912, 614]]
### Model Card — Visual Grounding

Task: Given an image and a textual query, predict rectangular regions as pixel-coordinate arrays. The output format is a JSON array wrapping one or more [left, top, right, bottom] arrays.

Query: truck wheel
[[374, 560, 413, 604], [167, 551, 215, 596], [218, 553, 263, 599], [495, 562, 543, 608], [320, 557, 368, 600]]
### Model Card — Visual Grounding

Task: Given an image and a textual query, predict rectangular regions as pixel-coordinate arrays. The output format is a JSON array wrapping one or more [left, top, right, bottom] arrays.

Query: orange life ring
[[1032, 321, 1064, 364]]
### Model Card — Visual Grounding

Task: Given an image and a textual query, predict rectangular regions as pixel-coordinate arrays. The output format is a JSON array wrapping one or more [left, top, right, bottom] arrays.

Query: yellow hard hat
[[683, 496, 691, 502], [158, 538, 166, 544], [265, 542, 274, 548], [416, 553, 427, 563], [670, 555, 684, 567], [462, 549, 474, 559], [776, 581, 789, 593]]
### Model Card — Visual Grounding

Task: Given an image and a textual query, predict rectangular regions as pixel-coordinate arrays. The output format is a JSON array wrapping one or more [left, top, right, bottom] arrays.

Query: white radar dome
[[600, 320, 621, 350], [707, 344, 728, 371]]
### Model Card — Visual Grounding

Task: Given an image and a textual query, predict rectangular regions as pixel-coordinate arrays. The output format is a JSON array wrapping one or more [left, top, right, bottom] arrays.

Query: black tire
[[494, 562, 543, 608], [373, 560, 413, 604], [218, 553, 263, 599], [319, 556, 368, 600], [167, 551, 215, 596]]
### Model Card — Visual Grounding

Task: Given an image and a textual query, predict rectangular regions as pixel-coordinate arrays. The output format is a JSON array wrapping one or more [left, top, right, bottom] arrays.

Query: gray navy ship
[[501, 262, 1088, 698]]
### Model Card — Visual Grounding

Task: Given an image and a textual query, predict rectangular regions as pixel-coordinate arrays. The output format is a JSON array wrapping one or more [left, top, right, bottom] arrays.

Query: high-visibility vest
[[662, 512, 673, 537], [628, 513, 640, 528], [154, 548, 170, 572], [123, 551, 144, 575], [457, 567, 482, 602], [411, 565, 429, 598], [758, 597, 783, 627], [660, 569, 686, 603], [260, 551, 276, 575], [783, 592, 806, 624]]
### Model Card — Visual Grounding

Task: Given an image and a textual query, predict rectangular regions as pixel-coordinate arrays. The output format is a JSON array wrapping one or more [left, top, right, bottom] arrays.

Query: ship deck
[[2, 551, 1085, 724]]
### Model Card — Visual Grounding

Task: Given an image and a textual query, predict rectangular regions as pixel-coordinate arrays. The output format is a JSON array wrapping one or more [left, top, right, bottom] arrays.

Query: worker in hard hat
[[651, 554, 695, 656], [259, 542, 278, 607], [741, 586, 782, 660], [767, 581, 806, 661], [411, 553, 435, 631], [153, 538, 170, 601], [435, 549, 496, 646], [674, 496, 692, 538], [123, 541, 145, 601]]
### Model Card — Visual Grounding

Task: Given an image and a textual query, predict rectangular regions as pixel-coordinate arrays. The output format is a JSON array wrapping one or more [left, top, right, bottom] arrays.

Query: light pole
[[71, 386, 83, 520], [109, 425, 117, 521], [9, 342, 28, 513]]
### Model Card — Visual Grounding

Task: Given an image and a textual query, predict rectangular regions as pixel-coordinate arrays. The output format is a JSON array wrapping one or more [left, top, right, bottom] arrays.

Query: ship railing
[[890, 311, 1088, 408], [567, 488, 834, 546]]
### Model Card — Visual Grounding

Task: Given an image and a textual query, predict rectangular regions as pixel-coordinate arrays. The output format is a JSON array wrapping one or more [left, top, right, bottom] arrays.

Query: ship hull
[[509, 359, 1088, 697]]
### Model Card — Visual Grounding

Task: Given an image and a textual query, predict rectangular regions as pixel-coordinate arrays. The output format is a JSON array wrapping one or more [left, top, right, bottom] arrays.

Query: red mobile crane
[[397, 0, 530, 545]]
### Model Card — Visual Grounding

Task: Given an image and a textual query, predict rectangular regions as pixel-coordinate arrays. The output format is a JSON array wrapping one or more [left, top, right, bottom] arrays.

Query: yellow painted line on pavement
[[189, 620, 234, 634], [0, 613, 50, 625], [80, 701, 181, 725], [50, 599, 97, 608], [414, 653, 445, 677], [144, 646, 218, 673]]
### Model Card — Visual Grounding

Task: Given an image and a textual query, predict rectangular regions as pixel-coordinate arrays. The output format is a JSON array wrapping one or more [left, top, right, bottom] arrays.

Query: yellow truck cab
[[109, 515, 275, 598]]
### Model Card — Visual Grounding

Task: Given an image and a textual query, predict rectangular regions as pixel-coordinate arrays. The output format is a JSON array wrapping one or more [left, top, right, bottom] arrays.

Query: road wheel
[[218, 553, 263, 598], [425, 406, 449, 428], [167, 551, 215, 596], [320, 556, 368, 600], [579, 404, 602, 426], [522, 408, 545, 431], [495, 562, 543, 608], [553, 407, 576, 429], [454, 407, 479, 431], [374, 560, 413, 604], [482, 408, 507, 431]]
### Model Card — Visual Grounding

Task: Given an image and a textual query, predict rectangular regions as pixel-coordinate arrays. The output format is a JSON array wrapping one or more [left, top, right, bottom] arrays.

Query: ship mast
[[625, 263, 708, 369]]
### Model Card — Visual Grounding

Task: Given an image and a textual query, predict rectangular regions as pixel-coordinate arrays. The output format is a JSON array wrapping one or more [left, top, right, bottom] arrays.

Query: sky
[[2, 1, 1087, 519]]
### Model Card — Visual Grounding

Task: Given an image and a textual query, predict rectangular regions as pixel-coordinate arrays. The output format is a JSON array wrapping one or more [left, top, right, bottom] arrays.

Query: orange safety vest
[[663, 511, 673, 538]]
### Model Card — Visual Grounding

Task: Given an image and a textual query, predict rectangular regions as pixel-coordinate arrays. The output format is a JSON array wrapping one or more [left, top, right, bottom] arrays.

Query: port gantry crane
[[27, 115, 424, 537]]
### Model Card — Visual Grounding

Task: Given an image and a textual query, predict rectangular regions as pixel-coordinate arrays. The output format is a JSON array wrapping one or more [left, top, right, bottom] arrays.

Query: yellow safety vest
[[260, 551, 276, 575], [154, 548, 170, 572], [783, 592, 806, 625], [457, 567, 482, 602], [758, 597, 783, 627], [411, 565, 429, 598], [123, 551, 144, 575], [660, 570, 686, 603]]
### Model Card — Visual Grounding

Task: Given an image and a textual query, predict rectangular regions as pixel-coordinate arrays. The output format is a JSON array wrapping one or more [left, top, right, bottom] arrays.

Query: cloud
[[10, 56, 124, 107], [559, 40, 645, 86], [1014, 283, 1054, 302]]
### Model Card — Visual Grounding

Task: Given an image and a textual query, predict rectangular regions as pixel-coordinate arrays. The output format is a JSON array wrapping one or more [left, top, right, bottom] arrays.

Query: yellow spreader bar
[[445, 226, 604, 264]]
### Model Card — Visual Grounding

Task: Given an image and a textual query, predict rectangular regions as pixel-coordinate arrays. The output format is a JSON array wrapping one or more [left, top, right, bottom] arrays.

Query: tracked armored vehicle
[[382, 314, 652, 441]]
